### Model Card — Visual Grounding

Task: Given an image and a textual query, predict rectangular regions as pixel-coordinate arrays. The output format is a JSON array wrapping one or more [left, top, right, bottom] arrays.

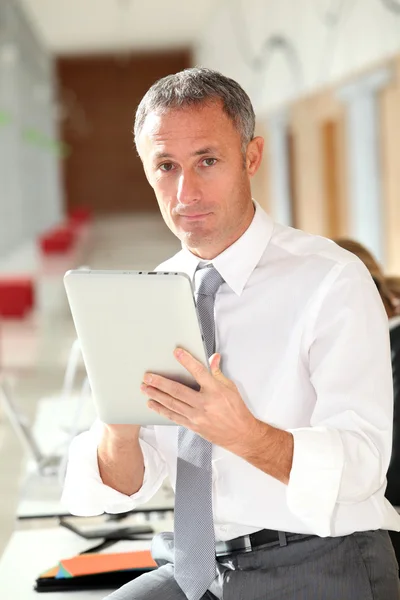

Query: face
[[137, 101, 264, 259]]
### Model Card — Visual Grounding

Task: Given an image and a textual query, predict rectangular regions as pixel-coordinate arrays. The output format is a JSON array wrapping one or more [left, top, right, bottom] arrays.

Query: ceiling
[[18, 0, 216, 55]]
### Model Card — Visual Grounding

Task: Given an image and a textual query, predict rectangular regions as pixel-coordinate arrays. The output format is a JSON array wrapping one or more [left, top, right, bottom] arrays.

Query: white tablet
[[63, 270, 208, 425]]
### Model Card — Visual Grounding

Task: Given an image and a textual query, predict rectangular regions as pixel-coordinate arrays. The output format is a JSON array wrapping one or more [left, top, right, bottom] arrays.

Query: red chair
[[0, 278, 35, 318], [39, 226, 76, 255], [68, 208, 92, 227]]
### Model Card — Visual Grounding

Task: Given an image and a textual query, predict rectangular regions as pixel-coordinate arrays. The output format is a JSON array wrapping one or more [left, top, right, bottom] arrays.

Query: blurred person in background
[[334, 239, 399, 319], [63, 69, 400, 600], [387, 276, 400, 316]]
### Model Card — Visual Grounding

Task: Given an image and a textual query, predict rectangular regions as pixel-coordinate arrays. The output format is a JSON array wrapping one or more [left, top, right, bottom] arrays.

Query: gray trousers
[[104, 529, 400, 600]]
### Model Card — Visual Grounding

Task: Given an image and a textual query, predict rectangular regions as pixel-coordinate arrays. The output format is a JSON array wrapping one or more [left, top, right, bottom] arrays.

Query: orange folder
[[58, 550, 156, 578]]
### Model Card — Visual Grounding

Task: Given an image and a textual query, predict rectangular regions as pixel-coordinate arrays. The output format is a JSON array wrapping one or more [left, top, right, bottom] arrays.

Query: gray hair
[[134, 67, 255, 152]]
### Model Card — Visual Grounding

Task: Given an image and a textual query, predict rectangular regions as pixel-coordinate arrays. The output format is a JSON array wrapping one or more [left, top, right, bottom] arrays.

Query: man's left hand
[[140, 348, 260, 453]]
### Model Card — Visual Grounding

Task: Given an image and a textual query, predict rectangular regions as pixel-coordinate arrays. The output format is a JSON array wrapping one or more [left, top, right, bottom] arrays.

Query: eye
[[202, 158, 217, 167], [159, 163, 174, 172]]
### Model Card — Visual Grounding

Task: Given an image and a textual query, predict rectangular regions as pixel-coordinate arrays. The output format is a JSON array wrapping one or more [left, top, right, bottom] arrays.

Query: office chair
[[386, 319, 400, 563], [386, 319, 400, 505], [0, 338, 91, 480], [0, 376, 61, 476]]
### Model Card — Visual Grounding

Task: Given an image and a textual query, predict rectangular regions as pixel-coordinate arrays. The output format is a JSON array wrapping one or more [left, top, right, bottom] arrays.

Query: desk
[[0, 527, 154, 599], [16, 395, 175, 519], [17, 478, 175, 520]]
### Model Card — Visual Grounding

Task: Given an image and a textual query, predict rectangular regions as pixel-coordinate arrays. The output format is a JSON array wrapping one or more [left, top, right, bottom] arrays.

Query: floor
[[0, 212, 180, 557]]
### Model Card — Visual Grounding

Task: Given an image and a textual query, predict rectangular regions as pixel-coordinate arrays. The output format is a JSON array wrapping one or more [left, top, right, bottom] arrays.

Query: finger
[[147, 400, 191, 427], [174, 348, 213, 387], [141, 384, 196, 419], [209, 353, 221, 373], [209, 353, 232, 385], [142, 373, 197, 407]]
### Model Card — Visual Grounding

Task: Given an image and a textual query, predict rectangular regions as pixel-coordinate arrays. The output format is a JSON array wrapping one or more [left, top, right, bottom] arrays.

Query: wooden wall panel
[[289, 98, 327, 235], [322, 120, 342, 239], [288, 90, 347, 238], [332, 110, 349, 238], [380, 57, 400, 274], [56, 50, 191, 214]]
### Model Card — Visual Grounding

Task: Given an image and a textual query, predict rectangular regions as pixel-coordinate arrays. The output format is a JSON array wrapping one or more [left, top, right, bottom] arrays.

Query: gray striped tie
[[174, 264, 224, 600]]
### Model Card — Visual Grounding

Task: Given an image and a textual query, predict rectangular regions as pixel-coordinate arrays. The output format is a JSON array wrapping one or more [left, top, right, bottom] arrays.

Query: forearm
[[232, 420, 294, 485], [98, 428, 145, 496]]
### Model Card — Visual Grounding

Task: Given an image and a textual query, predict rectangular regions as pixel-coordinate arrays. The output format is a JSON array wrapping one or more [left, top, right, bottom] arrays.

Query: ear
[[245, 136, 264, 177]]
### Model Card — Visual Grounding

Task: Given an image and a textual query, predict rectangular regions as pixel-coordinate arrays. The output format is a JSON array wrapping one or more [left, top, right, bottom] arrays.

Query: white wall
[[0, 0, 63, 259], [195, 0, 400, 266], [195, 0, 400, 115]]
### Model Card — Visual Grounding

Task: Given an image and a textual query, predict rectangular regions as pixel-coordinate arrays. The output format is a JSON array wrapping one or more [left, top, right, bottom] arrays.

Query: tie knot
[[194, 264, 224, 297]]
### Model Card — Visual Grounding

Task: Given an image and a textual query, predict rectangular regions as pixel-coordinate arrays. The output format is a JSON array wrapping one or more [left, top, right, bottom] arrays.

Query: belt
[[215, 529, 293, 557]]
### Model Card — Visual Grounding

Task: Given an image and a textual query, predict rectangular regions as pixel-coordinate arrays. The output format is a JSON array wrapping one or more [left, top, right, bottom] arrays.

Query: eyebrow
[[192, 147, 219, 157], [153, 151, 173, 161], [153, 147, 219, 161]]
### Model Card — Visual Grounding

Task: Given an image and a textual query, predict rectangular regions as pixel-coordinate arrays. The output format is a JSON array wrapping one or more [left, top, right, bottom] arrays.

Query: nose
[[176, 170, 201, 205]]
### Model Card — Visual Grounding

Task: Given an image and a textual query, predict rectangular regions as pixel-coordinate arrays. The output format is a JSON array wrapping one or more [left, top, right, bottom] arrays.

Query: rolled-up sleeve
[[61, 420, 168, 516], [287, 260, 393, 536]]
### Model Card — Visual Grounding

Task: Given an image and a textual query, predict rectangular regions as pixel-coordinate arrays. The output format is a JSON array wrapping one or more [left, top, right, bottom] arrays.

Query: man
[[63, 68, 400, 599]]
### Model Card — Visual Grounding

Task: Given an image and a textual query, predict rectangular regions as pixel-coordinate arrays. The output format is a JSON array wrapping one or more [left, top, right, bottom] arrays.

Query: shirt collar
[[178, 201, 274, 296]]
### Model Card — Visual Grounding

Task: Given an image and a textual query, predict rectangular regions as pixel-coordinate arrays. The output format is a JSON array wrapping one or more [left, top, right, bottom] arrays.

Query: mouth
[[178, 213, 211, 221]]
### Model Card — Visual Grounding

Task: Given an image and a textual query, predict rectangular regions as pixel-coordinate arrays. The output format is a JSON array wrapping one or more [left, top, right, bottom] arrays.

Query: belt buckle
[[216, 534, 253, 557], [241, 535, 253, 553]]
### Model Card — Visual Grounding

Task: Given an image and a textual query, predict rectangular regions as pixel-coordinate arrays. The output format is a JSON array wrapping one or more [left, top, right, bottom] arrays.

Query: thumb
[[209, 353, 226, 380]]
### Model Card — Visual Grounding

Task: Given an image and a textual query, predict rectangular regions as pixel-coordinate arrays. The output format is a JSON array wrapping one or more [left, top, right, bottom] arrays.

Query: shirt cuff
[[286, 427, 344, 536], [62, 428, 167, 517]]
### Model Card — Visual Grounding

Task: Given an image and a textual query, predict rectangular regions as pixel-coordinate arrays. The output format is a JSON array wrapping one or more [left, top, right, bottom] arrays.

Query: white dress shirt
[[62, 202, 400, 540]]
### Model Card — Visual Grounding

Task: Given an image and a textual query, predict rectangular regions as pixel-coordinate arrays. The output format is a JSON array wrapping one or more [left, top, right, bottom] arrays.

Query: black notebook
[[34, 547, 156, 593], [34, 567, 154, 593]]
